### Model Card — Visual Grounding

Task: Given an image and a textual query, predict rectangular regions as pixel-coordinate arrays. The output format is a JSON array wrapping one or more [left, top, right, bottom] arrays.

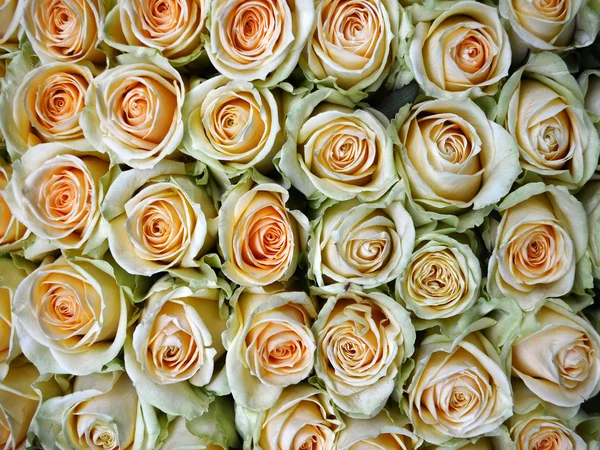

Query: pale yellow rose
[[487, 184, 588, 311], [218, 177, 308, 286], [0, 164, 29, 253], [409, 1, 511, 99], [509, 415, 586, 450], [405, 330, 513, 445], [301, 0, 400, 99], [225, 287, 317, 410], [104, 0, 208, 65], [1, 62, 93, 157], [23, 0, 105, 64], [511, 299, 600, 408], [206, 0, 315, 85], [0, 0, 23, 47]]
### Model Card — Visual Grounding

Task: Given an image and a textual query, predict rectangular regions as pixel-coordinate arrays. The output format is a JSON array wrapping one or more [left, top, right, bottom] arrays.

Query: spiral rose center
[[39, 282, 94, 341], [87, 421, 119, 450], [533, 0, 567, 18], [455, 34, 489, 74], [532, 431, 563, 450], [42, 167, 91, 230], [229, 1, 280, 60], [140, 198, 186, 259], [557, 335, 593, 387]]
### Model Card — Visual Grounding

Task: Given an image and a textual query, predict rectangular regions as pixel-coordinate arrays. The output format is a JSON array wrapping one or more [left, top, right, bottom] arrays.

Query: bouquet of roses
[[0, 0, 599, 448]]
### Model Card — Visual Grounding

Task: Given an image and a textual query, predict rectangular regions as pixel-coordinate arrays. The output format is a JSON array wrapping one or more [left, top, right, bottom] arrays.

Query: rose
[[337, 409, 422, 450], [22, 0, 105, 64], [81, 54, 184, 169], [300, 0, 400, 100], [497, 53, 600, 190], [33, 369, 159, 450], [510, 299, 600, 408], [218, 176, 308, 286], [0, 163, 30, 253], [278, 89, 397, 204], [393, 97, 520, 231], [102, 161, 217, 276], [487, 183, 588, 311], [499, 0, 599, 52], [308, 191, 415, 292], [12, 256, 129, 375], [0, 0, 24, 48], [579, 70, 600, 132], [396, 230, 481, 321], [509, 414, 586, 450], [579, 181, 600, 279], [103, 0, 208, 66], [2, 143, 110, 253], [224, 286, 317, 410], [313, 290, 415, 417], [205, 0, 315, 85], [182, 75, 284, 180], [404, 329, 513, 445], [0, 58, 94, 158], [409, 1, 511, 99], [236, 384, 343, 450], [124, 271, 229, 419]]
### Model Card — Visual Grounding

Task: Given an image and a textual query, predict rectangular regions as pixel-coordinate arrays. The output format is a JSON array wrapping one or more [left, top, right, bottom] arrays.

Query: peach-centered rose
[[219, 179, 307, 286], [23, 0, 105, 64], [0, 165, 29, 252], [511, 300, 600, 408], [510, 416, 586, 450], [302, 0, 399, 95], [338, 411, 422, 450], [104, 0, 208, 64], [409, 1, 511, 98]]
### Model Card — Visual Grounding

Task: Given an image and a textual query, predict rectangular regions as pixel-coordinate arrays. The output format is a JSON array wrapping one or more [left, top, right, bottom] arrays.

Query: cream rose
[[218, 177, 308, 286], [3, 143, 110, 253], [224, 287, 316, 411], [338, 410, 422, 450], [81, 54, 184, 169], [393, 97, 520, 231], [511, 299, 600, 408], [23, 0, 105, 64], [104, 0, 208, 65], [409, 1, 511, 99], [0, 59, 93, 158], [34, 370, 159, 450], [497, 53, 600, 190], [579, 181, 600, 279], [405, 329, 513, 445], [509, 414, 586, 450], [396, 231, 481, 321], [206, 0, 315, 85], [182, 75, 284, 180], [499, 0, 599, 52], [579, 69, 600, 132], [103, 161, 217, 276], [0, 163, 30, 253], [300, 0, 400, 100], [278, 89, 397, 204], [12, 256, 129, 375], [125, 272, 228, 419], [236, 384, 343, 450], [0, 0, 24, 48], [313, 290, 415, 417], [487, 183, 588, 311], [309, 192, 415, 292]]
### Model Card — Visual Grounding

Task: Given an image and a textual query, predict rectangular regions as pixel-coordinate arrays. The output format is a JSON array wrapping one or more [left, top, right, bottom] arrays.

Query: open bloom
[[2, 143, 110, 253], [278, 89, 397, 204], [511, 299, 600, 408], [509, 414, 586, 450], [225, 288, 317, 411], [314, 290, 415, 417], [487, 183, 588, 311], [103, 161, 217, 276], [236, 384, 343, 450], [0, 164, 29, 253], [497, 53, 600, 190], [183, 76, 284, 179], [218, 177, 308, 286], [300, 0, 400, 100], [22, 0, 105, 64], [393, 98, 520, 230], [12, 256, 129, 375], [309, 193, 415, 292], [206, 0, 315, 85], [103, 0, 208, 65], [409, 1, 511, 99], [405, 330, 513, 445], [0, 60, 93, 158], [81, 55, 184, 169]]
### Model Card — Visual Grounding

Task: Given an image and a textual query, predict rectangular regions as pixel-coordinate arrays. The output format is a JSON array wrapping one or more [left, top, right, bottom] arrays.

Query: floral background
[[0, 0, 599, 448]]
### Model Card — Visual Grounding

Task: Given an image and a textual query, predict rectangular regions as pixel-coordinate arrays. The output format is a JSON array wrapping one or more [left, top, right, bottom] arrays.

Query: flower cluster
[[0, 0, 599, 448]]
